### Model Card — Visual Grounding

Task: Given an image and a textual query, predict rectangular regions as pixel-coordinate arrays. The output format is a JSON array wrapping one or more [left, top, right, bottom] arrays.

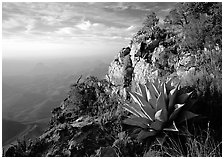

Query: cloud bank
[[2, 2, 175, 58]]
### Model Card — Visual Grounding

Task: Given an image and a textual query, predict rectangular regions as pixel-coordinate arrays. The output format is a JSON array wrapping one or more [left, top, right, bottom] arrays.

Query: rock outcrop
[[107, 30, 215, 97]]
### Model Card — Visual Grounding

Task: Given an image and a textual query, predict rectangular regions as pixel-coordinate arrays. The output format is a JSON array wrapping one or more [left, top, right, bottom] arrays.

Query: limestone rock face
[[133, 59, 157, 85], [107, 38, 202, 96], [108, 60, 124, 87], [178, 53, 196, 69], [129, 43, 140, 66]]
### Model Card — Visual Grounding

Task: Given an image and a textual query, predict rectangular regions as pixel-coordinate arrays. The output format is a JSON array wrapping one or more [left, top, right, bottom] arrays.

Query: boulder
[[179, 53, 196, 68], [119, 47, 131, 58], [108, 61, 124, 86], [123, 55, 132, 70], [151, 45, 165, 64]]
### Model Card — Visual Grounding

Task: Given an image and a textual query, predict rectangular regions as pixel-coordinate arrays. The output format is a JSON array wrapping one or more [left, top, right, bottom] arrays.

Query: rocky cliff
[[107, 29, 212, 99]]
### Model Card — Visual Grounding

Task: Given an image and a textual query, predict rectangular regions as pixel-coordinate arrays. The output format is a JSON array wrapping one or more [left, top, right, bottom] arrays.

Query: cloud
[[2, 2, 177, 59], [25, 19, 36, 33], [25, 24, 34, 33], [104, 2, 129, 11], [55, 27, 75, 35], [41, 16, 59, 25], [126, 25, 135, 31], [2, 18, 21, 29], [2, 2, 176, 45], [160, 8, 172, 12], [75, 20, 92, 31]]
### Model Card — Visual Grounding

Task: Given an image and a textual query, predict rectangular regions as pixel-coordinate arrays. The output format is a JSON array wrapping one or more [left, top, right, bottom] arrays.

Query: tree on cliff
[[165, 2, 222, 51], [143, 12, 159, 30]]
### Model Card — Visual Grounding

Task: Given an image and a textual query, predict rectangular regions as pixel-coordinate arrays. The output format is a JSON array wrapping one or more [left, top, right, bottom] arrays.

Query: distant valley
[[2, 56, 112, 146]]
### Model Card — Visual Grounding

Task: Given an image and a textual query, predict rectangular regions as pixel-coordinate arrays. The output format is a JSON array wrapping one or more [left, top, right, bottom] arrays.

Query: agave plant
[[122, 78, 198, 142]]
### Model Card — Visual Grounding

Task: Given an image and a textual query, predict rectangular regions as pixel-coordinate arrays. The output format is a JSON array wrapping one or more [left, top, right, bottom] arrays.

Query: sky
[[2, 2, 176, 59]]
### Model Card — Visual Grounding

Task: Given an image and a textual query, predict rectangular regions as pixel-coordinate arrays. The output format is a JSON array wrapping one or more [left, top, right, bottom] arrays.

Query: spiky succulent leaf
[[162, 82, 168, 104], [137, 129, 156, 141], [139, 83, 148, 101], [146, 81, 159, 99], [123, 103, 145, 118], [133, 93, 155, 121], [145, 85, 151, 102], [147, 94, 157, 110], [155, 109, 168, 122], [176, 111, 198, 124], [129, 91, 142, 107], [123, 104, 140, 117], [131, 128, 142, 136], [134, 92, 154, 109], [152, 82, 160, 97], [176, 92, 192, 104], [163, 121, 178, 132], [150, 120, 164, 131], [165, 78, 175, 93], [168, 85, 178, 111], [169, 104, 185, 121], [154, 78, 159, 88], [156, 92, 167, 111], [155, 109, 162, 122], [123, 117, 150, 129]]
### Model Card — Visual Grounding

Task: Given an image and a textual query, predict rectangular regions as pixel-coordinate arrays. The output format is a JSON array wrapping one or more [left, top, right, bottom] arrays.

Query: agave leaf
[[134, 92, 154, 110], [150, 120, 164, 131], [163, 82, 168, 103], [145, 84, 152, 102], [166, 78, 175, 92], [163, 121, 179, 132], [154, 78, 159, 88], [157, 81, 163, 93], [177, 111, 198, 124], [155, 109, 162, 121], [130, 115, 152, 125], [174, 103, 185, 109], [168, 85, 178, 111], [152, 82, 160, 98], [155, 109, 168, 122], [177, 84, 181, 90], [122, 117, 149, 129], [134, 93, 155, 121], [137, 129, 157, 141], [132, 127, 142, 136], [176, 92, 192, 104], [156, 92, 167, 111], [128, 92, 152, 119], [169, 104, 185, 121], [139, 83, 147, 100], [138, 82, 157, 110], [146, 81, 159, 99], [123, 103, 145, 118], [147, 94, 157, 110], [123, 103, 140, 117], [129, 91, 142, 106]]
